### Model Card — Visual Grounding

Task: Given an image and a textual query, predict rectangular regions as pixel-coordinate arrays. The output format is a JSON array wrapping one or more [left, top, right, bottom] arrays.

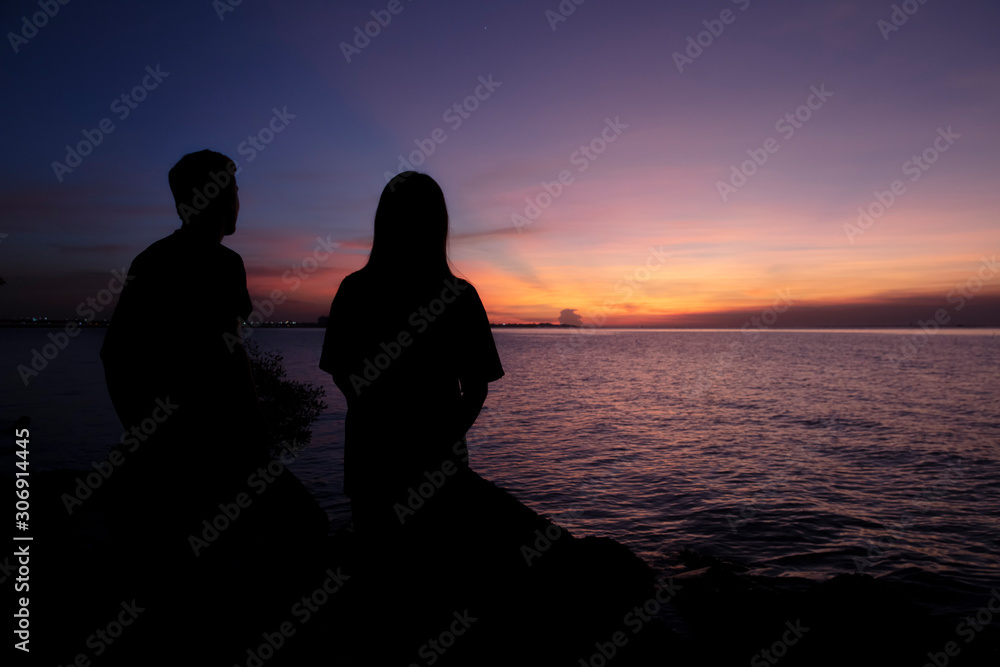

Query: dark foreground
[[10, 466, 999, 667]]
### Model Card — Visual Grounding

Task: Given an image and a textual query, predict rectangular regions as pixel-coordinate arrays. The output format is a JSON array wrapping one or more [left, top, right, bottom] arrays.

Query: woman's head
[[367, 171, 451, 278]]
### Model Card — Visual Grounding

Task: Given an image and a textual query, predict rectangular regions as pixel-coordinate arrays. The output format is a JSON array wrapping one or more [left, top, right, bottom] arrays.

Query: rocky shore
[[14, 466, 998, 666]]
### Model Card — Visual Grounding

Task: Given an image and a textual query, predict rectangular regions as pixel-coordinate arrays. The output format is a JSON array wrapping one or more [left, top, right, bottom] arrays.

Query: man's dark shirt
[[101, 228, 259, 464]]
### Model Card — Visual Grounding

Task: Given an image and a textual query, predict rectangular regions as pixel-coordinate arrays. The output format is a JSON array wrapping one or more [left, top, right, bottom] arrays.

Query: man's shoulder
[[130, 232, 178, 269], [140, 232, 176, 253], [130, 232, 245, 275], [215, 242, 245, 265]]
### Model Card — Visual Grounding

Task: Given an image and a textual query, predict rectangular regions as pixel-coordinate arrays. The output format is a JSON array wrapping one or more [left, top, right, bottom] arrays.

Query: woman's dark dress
[[319, 268, 504, 534]]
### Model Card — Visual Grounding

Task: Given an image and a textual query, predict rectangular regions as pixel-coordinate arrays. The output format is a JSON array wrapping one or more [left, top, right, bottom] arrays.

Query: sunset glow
[[2, 0, 998, 327]]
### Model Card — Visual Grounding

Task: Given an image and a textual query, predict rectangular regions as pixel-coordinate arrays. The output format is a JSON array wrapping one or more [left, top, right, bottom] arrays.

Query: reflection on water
[[2, 327, 998, 594]]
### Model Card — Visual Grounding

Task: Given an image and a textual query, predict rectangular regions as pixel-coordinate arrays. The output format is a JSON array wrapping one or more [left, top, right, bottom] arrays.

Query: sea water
[[2, 326, 998, 607]]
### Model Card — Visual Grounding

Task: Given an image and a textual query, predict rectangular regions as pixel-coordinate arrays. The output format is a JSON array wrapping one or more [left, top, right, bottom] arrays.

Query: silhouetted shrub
[[246, 339, 326, 457]]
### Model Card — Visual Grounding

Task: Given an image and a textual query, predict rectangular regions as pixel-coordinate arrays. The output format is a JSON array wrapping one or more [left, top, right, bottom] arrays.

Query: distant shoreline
[[1, 320, 997, 330]]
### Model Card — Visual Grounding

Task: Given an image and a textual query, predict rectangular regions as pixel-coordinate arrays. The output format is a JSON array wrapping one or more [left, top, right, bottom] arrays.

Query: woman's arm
[[455, 381, 488, 438], [319, 280, 356, 396], [450, 283, 503, 440]]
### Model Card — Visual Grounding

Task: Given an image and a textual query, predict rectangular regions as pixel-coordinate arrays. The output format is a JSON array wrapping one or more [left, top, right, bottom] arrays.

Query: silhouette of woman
[[319, 172, 504, 541]]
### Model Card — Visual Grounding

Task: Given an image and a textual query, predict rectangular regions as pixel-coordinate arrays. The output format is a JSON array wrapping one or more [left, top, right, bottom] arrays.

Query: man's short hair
[[168, 150, 237, 225]]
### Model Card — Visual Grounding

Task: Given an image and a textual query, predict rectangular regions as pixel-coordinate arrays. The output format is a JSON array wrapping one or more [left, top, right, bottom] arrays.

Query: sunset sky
[[2, 0, 999, 326]]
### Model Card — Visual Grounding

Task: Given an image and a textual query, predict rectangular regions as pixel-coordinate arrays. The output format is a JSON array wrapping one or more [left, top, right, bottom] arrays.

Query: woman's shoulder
[[342, 268, 366, 283], [336, 268, 373, 293], [337, 269, 482, 306], [440, 276, 486, 307], [446, 275, 474, 294]]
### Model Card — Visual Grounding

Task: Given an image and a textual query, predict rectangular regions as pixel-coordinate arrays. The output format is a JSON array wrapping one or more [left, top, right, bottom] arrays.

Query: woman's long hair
[[365, 171, 453, 281]]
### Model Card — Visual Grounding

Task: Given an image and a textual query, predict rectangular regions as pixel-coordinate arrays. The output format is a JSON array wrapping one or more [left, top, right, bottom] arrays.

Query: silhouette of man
[[96, 152, 334, 663], [101, 149, 265, 489]]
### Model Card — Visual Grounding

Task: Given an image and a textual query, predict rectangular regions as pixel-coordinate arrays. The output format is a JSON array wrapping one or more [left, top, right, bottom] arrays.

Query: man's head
[[168, 150, 239, 238]]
